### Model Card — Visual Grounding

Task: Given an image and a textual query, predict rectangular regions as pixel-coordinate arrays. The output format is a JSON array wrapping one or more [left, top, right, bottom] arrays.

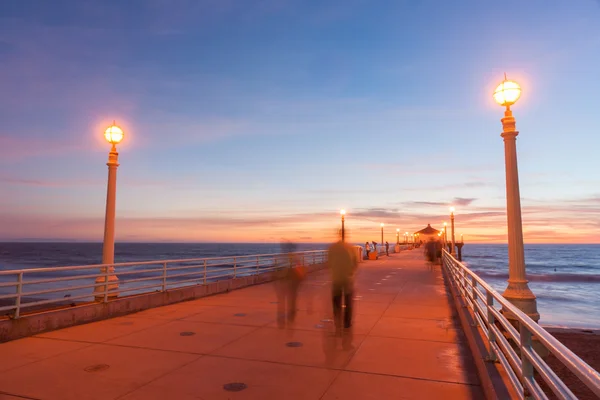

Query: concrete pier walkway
[[0, 250, 484, 400]]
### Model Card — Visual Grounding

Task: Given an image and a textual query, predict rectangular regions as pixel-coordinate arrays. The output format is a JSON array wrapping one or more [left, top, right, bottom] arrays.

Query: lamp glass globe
[[104, 124, 124, 145], [493, 80, 521, 107]]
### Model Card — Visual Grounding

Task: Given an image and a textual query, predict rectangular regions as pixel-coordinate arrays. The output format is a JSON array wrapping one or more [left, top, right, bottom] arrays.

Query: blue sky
[[1, 0, 600, 243]]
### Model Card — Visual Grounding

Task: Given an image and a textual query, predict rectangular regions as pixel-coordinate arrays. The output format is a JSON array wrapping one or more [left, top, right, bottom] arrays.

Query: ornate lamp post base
[[93, 273, 119, 300], [501, 285, 540, 322]]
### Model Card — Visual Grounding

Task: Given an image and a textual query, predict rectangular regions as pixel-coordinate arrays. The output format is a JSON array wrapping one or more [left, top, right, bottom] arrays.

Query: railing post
[[103, 268, 109, 303], [256, 256, 259, 274], [203, 260, 207, 285], [14, 272, 23, 319], [471, 275, 478, 325], [486, 291, 497, 362], [162, 262, 167, 291], [520, 324, 534, 399], [233, 257, 237, 278]]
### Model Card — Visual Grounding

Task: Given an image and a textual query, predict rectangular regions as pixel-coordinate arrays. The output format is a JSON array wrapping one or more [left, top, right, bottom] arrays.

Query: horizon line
[[1, 240, 600, 245]]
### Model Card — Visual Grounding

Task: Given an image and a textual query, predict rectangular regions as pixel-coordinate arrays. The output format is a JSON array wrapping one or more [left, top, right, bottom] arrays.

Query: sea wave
[[475, 270, 600, 283], [463, 254, 503, 260]]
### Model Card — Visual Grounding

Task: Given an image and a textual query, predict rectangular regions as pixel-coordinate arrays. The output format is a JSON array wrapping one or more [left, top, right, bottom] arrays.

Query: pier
[[0, 248, 599, 399], [0, 250, 486, 400]]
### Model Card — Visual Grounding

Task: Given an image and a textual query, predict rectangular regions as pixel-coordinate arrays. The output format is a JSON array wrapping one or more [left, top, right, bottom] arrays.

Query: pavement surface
[[0, 250, 484, 400]]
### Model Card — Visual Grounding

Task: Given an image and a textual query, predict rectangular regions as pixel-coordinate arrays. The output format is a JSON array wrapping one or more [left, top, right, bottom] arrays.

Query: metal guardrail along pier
[[0, 250, 328, 319], [443, 250, 600, 400]]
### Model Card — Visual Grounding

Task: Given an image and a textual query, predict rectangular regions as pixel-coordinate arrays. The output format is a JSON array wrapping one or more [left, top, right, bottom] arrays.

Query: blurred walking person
[[364, 241, 370, 259], [275, 241, 305, 328], [328, 232, 358, 333], [425, 237, 437, 270]]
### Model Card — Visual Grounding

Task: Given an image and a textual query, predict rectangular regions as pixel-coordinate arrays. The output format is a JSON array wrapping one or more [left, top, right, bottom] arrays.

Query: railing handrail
[[0, 249, 330, 319], [0, 249, 328, 276], [442, 250, 600, 399]]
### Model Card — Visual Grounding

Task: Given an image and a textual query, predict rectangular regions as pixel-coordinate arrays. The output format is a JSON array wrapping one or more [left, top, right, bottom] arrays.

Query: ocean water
[[462, 244, 600, 329], [0, 242, 598, 328], [0, 242, 329, 270]]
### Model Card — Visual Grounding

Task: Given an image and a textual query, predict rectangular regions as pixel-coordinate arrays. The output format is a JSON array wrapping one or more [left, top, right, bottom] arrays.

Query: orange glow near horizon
[[2, 213, 600, 244]]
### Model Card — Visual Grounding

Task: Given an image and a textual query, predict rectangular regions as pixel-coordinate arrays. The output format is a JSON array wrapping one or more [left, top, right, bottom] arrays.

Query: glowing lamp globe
[[380, 223, 384, 227], [104, 124, 124, 145], [493, 80, 521, 107], [340, 209, 346, 216], [450, 207, 455, 213]]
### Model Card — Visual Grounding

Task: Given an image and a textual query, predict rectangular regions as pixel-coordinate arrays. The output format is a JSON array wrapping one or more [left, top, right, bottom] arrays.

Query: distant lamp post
[[405, 232, 408, 245], [95, 122, 124, 300], [493, 76, 540, 322], [450, 207, 456, 256], [396, 228, 400, 245], [380, 223, 384, 246], [443, 222, 447, 248], [340, 209, 346, 242]]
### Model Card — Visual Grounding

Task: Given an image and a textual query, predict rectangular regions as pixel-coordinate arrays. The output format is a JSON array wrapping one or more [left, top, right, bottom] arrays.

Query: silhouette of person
[[275, 241, 304, 328], [328, 232, 358, 333], [385, 241, 389, 256], [425, 237, 437, 270]]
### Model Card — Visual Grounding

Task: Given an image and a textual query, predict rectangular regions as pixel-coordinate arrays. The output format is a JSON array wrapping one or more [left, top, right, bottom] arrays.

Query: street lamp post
[[380, 223, 384, 247], [443, 222, 447, 250], [493, 76, 540, 322], [94, 122, 124, 300], [340, 209, 346, 242], [396, 228, 400, 245], [450, 207, 456, 256]]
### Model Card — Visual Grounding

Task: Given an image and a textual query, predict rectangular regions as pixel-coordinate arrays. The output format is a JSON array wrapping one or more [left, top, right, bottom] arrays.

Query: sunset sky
[[1, 0, 600, 243]]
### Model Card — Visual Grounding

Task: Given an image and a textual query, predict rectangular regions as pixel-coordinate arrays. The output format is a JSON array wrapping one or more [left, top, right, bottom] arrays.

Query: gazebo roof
[[415, 224, 440, 235]]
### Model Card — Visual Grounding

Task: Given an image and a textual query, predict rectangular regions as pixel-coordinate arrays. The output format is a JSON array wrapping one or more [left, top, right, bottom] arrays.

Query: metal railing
[[442, 250, 600, 399], [0, 250, 328, 319]]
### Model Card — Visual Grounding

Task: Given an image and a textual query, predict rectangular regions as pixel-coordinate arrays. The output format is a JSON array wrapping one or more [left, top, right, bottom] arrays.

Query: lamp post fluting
[[340, 209, 346, 242], [450, 207, 456, 256], [493, 77, 539, 321], [94, 123, 124, 300]]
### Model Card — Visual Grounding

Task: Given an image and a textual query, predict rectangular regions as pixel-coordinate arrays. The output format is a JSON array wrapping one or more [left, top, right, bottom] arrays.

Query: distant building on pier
[[414, 224, 441, 243]]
